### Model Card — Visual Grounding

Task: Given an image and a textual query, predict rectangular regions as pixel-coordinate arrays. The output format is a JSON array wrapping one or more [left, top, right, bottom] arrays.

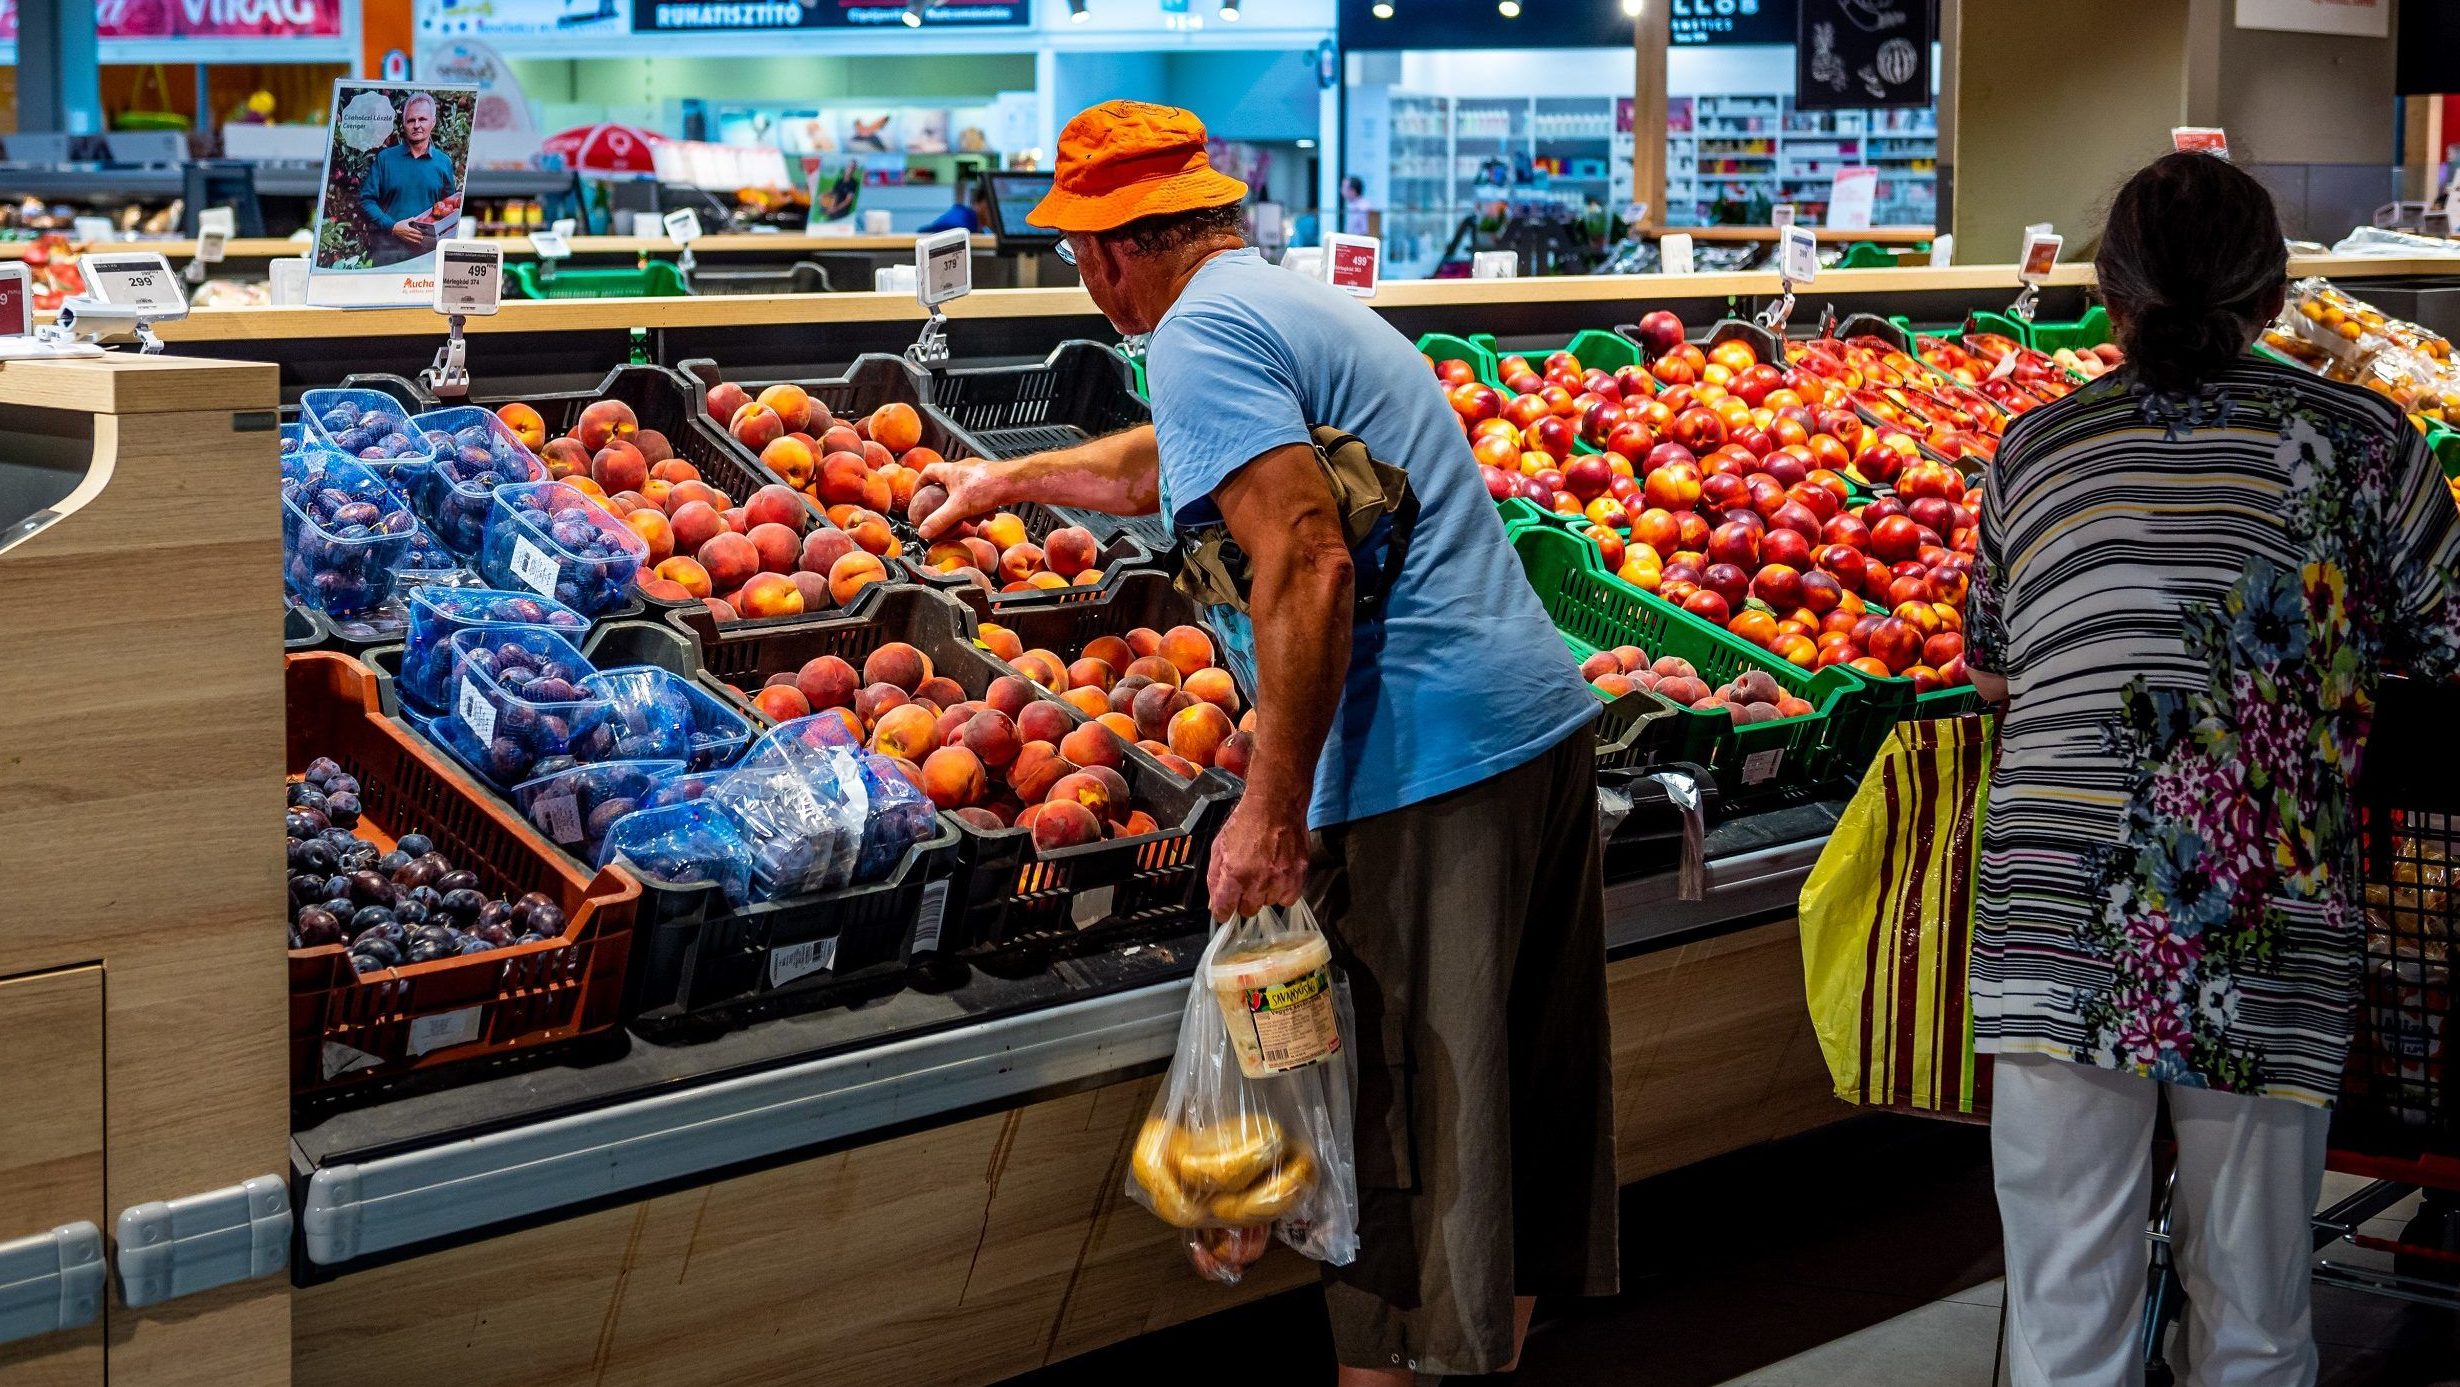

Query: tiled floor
[[1000, 1116, 2460, 1386]]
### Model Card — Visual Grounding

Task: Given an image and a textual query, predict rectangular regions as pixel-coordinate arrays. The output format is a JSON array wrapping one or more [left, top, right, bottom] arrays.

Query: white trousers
[[1990, 1053, 2331, 1387]]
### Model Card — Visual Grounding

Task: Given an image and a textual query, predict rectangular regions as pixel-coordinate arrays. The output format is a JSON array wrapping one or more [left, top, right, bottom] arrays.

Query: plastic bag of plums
[[401, 588, 589, 716], [412, 405, 549, 557], [576, 667, 758, 772], [481, 480, 647, 616], [595, 801, 755, 906], [708, 743, 870, 898], [281, 450, 422, 616], [512, 759, 685, 862]]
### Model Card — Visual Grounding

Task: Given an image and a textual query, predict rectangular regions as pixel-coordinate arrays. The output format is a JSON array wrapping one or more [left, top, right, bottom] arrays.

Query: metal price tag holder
[[2008, 228, 2062, 324], [422, 239, 503, 399], [905, 227, 972, 369], [42, 251, 186, 353], [1756, 224, 1818, 335], [663, 208, 703, 278]]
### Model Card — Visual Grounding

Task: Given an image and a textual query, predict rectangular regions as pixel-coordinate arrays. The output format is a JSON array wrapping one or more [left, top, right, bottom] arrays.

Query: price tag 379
[[1777, 225, 1819, 285], [915, 227, 972, 308], [433, 239, 503, 317]]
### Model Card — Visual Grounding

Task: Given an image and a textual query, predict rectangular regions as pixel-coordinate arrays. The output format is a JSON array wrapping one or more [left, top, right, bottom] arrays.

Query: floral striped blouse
[[1967, 360, 2460, 1106]]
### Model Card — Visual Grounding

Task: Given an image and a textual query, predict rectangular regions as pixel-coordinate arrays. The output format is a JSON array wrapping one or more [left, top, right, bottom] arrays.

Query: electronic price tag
[[528, 229, 571, 260], [71, 216, 114, 244], [1771, 203, 1796, 231], [44, 251, 186, 353], [1777, 224, 1819, 285], [1281, 246, 1325, 278], [2009, 228, 2063, 322], [1470, 250, 1518, 279], [662, 208, 703, 245], [0, 264, 32, 338], [915, 227, 971, 307], [434, 239, 503, 317], [1660, 232, 1695, 275], [1325, 233, 1381, 298]]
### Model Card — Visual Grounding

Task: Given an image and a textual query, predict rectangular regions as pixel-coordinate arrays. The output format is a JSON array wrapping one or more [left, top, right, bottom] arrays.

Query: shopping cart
[[2142, 676, 2460, 1383]]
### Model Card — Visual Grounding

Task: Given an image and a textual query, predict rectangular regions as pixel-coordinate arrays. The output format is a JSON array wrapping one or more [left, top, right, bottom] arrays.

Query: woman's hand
[[915, 456, 1009, 540]]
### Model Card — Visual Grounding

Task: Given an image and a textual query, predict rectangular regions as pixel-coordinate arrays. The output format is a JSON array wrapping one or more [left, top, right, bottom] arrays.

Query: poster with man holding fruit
[[308, 79, 478, 306]]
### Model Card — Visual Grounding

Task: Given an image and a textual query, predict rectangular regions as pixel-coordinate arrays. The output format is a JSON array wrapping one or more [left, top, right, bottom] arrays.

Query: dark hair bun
[[2128, 301, 2253, 390], [2095, 152, 2288, 394]]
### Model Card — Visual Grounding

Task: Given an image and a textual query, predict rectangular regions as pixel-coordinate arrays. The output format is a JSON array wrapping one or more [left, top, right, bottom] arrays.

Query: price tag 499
[[434, 239, 503, 317]]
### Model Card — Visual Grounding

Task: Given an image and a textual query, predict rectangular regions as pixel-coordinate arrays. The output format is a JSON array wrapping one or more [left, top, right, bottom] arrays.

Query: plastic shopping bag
[[1128, 902, 1359, 1283], [1798, 714, 1994, 1122]]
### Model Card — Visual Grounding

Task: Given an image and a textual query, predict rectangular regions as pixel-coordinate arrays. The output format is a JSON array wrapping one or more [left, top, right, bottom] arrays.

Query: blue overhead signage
[[631, 0, 1028, 30], [1671, 0, 1796, 44]]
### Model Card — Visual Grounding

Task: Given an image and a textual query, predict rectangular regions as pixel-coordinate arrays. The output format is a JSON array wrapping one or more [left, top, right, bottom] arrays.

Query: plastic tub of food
[[282, 451, 422, 617], [400, 587, 591, 717], [412, 405, 551, 557], [440, 625, 607, 786], [511, 758, 687, 863], [481, 480, 649, 615], [300, 387, 440, 483], [575, 666, 757, 771], [1206, 927, 1339, 1078]]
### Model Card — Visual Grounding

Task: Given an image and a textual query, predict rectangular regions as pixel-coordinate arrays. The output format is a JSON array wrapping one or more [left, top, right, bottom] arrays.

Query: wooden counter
[[0, 232, 996, 264], [1676, 225, 1938, 243]]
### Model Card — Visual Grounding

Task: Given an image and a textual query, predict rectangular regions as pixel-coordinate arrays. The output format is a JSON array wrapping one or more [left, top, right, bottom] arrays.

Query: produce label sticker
[[533, 793, 582, 845], [407, 1005, 484, 1056], [910, 879, 952, 955], [0, 265, 31, 338], [1325, 234, 1381, 298], [1661, 233, 1695, 275], [2018, 231, 2063, 285], [662, 208, 704, 245], [307, 79, 482, 308], [433, 239, 502, 316], [915, 227, 972, 307], [510, 535, 561, 596], [767, 936, 837, 989], [84, 253, 186, 313], [2172, 126, 2230, 159], [456, 677, 498, 744], [321, 1041, 385, 1080], [1778, 225, 1819, 285], [1742, 748, 1785, 785], [1071, 883, 1117, 930]]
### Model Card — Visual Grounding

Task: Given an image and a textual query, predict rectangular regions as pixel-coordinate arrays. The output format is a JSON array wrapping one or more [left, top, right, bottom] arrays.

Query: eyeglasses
[[1054, 236, 1078, 267]]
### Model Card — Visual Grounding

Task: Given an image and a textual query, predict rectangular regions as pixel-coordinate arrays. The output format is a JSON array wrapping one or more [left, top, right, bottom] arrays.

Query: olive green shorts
[[1307, 726, 1619, 1377]]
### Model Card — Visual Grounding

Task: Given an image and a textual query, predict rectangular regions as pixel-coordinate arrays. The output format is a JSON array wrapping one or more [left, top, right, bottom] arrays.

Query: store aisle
[[999, 1116, 2460, 1387]]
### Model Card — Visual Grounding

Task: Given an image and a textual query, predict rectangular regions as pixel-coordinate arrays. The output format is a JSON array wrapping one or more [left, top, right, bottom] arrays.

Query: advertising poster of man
[[309, 80, 478, 306]]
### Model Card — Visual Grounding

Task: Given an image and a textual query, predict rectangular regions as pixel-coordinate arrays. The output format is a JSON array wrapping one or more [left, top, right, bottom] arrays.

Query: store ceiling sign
[[98, 0, 343, 37], [420, 0, 626, 40], [1671, 0, 1796, 45], [2235, 0, 2386, 38], [1797, 0, 1931, 111], [1340, 0, 1633, 48], [631, 0, 1027, 30]]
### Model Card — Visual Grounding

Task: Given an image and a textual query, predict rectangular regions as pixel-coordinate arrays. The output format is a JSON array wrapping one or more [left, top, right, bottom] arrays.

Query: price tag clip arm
[[2007, 281, 2042, 324], [422, 316, 471, 399], [906, 305, 952, 369], [1756, 277, 1798, 334]]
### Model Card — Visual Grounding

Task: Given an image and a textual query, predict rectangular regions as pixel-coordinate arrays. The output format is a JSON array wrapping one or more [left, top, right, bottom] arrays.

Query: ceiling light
[[1296, 138, 1316, 148], [1371, 1, 1392, 14], [1068, 0, 1088, 20], [1621, 0, 1641, 13], [902, 0, 923, 22], [1497, 0, 1520, 16], [1220, 0, 1239, 18]]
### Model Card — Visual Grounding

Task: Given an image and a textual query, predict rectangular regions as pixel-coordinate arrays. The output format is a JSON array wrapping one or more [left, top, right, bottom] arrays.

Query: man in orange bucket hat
[[918, 104, 1616, 1383]]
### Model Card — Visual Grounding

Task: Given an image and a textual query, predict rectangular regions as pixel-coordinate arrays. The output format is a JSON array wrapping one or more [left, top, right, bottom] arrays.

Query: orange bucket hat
[[1028, 100, 1248, 234]]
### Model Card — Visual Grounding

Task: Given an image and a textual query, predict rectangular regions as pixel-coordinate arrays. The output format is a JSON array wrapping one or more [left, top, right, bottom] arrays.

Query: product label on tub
[[1741, 748, 1785, 785], [533, 793, 583, 845], [510, 536, 561, 597], [909, 880, 953, 954], [767, 936, 838, 989], [407, 1005, 485, 1056], [457, 678, 498, 744]]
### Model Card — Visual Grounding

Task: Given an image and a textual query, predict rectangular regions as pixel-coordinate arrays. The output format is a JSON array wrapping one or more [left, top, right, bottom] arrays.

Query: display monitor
[[984, 172, 1059, 246]]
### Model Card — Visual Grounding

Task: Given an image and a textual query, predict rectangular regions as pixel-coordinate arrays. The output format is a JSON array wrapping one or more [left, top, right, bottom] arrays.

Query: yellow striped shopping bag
[[1797, 714, 1994, 1122]]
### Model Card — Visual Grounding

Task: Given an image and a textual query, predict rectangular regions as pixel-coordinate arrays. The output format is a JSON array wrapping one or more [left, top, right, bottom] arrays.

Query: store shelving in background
[[1373, 91, 1636, 278], [1666, 94, 1937, 229]]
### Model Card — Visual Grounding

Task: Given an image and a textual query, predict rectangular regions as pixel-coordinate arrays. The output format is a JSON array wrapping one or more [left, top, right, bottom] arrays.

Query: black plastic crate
[[919, 342, 1170, 556], [965, 568, 1252, 710], [672, 583, 1233, 957], [285, 603, 326, 650], [2349, 677, 2460, 1156]]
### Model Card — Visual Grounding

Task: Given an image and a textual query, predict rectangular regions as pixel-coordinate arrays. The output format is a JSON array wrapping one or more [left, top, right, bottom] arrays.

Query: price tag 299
[[434, 239, 503, 317], [914, 227, 972, 308], [83, 254, 185, 312], [1777, 224, 1818, 285]]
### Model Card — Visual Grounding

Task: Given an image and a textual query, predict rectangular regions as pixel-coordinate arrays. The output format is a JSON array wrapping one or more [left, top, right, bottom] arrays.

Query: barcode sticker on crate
[[911, 879, 952, 954], [533, 793, 583, 845], [1741, 749, 1785, 785], [407, 1006, 484, 1056], [767, 936, 837, 989], [457, 678, 497, 744], [320, 1041, 384, 1080], [510, 536, 561, 597], [1072, 884, 1116, 931]]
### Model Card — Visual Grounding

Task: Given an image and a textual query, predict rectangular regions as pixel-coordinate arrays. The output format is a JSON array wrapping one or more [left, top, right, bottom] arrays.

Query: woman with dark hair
[[1968, 151, 2460, 1383]]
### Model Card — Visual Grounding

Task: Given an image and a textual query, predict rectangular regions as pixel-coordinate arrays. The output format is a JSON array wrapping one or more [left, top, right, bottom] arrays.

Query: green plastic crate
[[1556, 631, 1685, 772], [1417, 331, 1498, 388], [1510, 522, 1878, 804], [1839, 241, 1896, 269], [506, 261, 692, 300], [1469, 328, 1645, 391], [2428, 423, 2460, 480], [1963, 305, 2112, 353]]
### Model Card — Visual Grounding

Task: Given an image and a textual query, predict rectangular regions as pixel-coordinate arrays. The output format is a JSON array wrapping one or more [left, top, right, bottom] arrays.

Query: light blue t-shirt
[[1145, 248, 1597, 829]]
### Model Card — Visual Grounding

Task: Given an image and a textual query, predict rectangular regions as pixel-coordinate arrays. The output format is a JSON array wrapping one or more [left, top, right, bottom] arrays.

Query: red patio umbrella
[[541, 123, 661, 177]]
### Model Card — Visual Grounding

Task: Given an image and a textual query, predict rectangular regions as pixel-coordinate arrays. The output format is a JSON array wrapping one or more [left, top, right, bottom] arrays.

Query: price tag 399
[[433, 239, 503, 317]]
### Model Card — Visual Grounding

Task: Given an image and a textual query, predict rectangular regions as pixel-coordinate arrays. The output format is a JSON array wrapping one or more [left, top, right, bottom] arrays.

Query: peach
[[961, 709, 1022, 769], [864, 642, 932, 692], [706, 381, 751, 422], [843, 512, 897, 557], [979, 512, 1029, 551], [1159, 626, 1215, 677], [539, 436, 590, 480], [1097, 711, 1140, 743], [932, 704, 977, 748], [651, 457, 701, 485], [667, 480, 726, 514], [1059, 722, 1126, 773], [623, 509, 675, 564], [1042, 527, 1099, 578], [872, 703, 940, 761], [916, 676, 968, 709], [798, 526, 858, 576], [744, 522, 798, 575], [1016, 699, 1074, 747], [860, 440, 895, 472], [1064, 687, 1111, 718], [925, 540, 973, 572], [1238, 708, 1257, 733], [1183, 667, 1239, 716], [819, 424, 861, 457], [1126, 627, 1164, 658], [1008, 742, 1073, 802], [758, 383, 813, 433], [730, 402, 784, 452], [1124, 655, 1181, 688], [754, 684, 811, 721], [722, 506, 749, 534], [1216, 729, 1254, 778], [1133, 682, 1195, 743], [829, 552, 888, 605], [920, 746, 988, 810], [884, 466, 921, 513], [976, 623, 1025, 663], [1108, 675, 1150, 715], [858, 470, 895, 516], [1025, 572, 1069, 592], [903, 446, 943, 471], [702, 596, 738, 623], [639, 576, 693, 603], [1011, 651, 1065, 691], [698, 531, 760, 593], [633, 429, 673, 466], [957, 536, 1001, 573], [591, 439, 649, 495], [496, 402, 546, 449], [1120, 810, 1159, 838], [576, 398, 639, 451], [854, 683, 909, 726], [992, 542, 1043, 583], [1029, 799, 1102, 851], [1152, 751, 1201, 781], [950, 806, 1007, 833], [795, 654, 860, 710], [790, 571, 834, 612], [1082, 635, 1136, 671], [816, 453, 868, 507], [639, 480, 673, 510], [868, 402, 923, 453], [1067, 657, 1117, 693], [737, 572, 804, 619], [1044, 771, 1116, 822], [1168, 702, 1233, 767], [671, 500, 725, 555], [746, 482, 808, 533], [986, 675, 1040, 722]]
